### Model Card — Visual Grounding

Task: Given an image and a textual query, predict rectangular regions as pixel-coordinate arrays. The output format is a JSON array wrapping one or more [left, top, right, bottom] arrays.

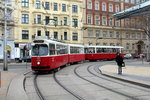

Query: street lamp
[[3, 0, 8, 71]]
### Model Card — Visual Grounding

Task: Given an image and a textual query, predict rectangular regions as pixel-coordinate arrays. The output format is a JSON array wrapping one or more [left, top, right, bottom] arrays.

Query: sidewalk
[[99, 60, 150, 88], [0, 68, 31, 100]]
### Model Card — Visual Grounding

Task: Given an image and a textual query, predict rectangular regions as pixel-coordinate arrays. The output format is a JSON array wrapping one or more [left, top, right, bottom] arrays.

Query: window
[[102, 16, 107, 25], [88, 30, 93, 37], [132, 33, 136, 39], [64, 17, 67, 25], [96, 30, 100, 37], [87, 1, 92, 9], [22, 30, 29, 39], [109, 4, 113, 12], [72, 18, 78, 27], [62, 4, 66, 12], [45, 2, 49, 10], [126, 32, 130, 39], [110, 31, 113, 38], [115, 19, 120, 26], [103, 31, 107, 38], [56, 44, 68, 55], [72, 33, 78, 41], [88, 15, 92, 24], [95, 2, 99, 10], [22, 0, 29, 7], [102, 3, 106, 11], [116, 32, 119, 39], [64, 32, 67, 40], [137, 33, 141, 39], [110, 43, 114, 46], [125, 19, 129, 27], [143, 33, 146, 39], [103, 43, 107, 46], [72, 5, 78, 13], [36, 0, 40, 8], [116, 43, 120, 46], [109, 17, 113, 26], [49, 43, 55, 55], [115, 5, 119, 12], [54, 32, 58, 39], [32, 44, 48, 56], [95, 15, 100, 25], [45, 31, 49, 36], [53, 17, 58, 26], [131, 0, 135, 4], [126, 43, 130, 50], [37, 15, 41, 24], [45, 16, 49, 25], [37, 30, 41, 36], [54, 3, 58, 11], [22, 14, 29, 24], [132, 43, 135, 50]]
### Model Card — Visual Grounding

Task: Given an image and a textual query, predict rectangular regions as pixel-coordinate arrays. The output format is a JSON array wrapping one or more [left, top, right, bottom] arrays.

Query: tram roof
[[85, 45, 124, 48], [113, 1, 150, 19]]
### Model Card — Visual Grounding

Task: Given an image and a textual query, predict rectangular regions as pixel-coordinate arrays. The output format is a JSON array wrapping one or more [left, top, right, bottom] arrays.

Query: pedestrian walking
[[115, 52, 124, 74]]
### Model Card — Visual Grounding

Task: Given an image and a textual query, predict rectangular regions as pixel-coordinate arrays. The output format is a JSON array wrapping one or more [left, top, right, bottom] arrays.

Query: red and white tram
[[85, 46, 124, 61], [31, 38, 85, 71], [31, 37, 124, 71]]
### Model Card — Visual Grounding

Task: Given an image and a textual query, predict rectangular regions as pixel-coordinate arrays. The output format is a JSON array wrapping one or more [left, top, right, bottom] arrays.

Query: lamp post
[[3, 0, 8, 71]]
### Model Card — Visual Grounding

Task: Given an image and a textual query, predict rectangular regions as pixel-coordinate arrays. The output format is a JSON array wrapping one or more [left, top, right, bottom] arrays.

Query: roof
[[113, 1, 150, 19]]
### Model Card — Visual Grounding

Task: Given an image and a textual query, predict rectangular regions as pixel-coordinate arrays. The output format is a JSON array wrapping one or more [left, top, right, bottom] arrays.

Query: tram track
[[53, 71, 85, 100], [74, 65, 139, 100], [33, 75, 46, 100]]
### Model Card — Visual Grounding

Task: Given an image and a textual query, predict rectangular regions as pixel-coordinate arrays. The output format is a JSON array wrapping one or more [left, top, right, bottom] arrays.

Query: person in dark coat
[[115, 52, 123, 74]]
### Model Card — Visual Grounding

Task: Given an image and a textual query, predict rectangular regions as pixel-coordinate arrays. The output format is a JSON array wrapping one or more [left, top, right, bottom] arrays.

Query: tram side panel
[[69, 54, 85, 63]]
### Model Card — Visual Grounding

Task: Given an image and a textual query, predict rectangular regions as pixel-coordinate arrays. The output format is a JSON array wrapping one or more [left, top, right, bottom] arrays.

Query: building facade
[[83, 0, 149, 55], [14, 0, 83, 45]]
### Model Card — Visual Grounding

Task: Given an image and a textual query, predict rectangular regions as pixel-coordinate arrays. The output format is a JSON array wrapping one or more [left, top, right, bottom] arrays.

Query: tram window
[[112, 48, 117, 53], [88, 48, 95, 53], [84, 48, 88, 54], [96, 48, 103, 53], [32, 44, 48, 56], [56, 44, 68, 55], [70, 47, 82, 54], [116, 48, 120, 53], [49, 43, 55, 55]]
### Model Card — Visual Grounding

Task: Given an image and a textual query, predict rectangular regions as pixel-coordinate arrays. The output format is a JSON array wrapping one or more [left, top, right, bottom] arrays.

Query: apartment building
[[14, 0, 83, 45], [83, 0, 149, 55]]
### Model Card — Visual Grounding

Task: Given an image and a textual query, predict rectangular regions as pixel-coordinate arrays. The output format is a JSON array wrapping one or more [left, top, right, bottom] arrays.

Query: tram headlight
[[37, 62, 40, 65]]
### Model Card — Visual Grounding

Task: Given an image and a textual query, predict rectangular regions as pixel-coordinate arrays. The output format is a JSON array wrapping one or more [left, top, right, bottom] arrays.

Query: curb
[[99, 69, 150, 89]]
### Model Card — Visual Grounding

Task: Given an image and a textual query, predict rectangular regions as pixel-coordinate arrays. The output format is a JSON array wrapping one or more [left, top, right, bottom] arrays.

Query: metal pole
[[3, 0, 8, 71], [146, 26, 149, 62]]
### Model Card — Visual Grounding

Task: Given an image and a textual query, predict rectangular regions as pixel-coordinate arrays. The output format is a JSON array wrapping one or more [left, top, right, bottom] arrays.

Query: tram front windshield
[[32, 44, 48, 56]]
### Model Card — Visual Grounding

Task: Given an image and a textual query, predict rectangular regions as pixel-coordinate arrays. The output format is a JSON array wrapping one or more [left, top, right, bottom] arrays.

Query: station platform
[[100, 60, 150, 88]]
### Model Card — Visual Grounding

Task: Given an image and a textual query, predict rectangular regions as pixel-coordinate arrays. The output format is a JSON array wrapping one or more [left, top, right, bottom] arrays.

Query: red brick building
[[83, 0, 148, 55]]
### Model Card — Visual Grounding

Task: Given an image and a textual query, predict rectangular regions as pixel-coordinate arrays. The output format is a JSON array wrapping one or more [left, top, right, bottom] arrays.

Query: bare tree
[[133, 15, 150, 39]]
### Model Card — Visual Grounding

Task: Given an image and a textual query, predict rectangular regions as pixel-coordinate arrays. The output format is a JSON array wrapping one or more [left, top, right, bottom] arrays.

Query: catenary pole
[[3, 0, 8, 71]]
